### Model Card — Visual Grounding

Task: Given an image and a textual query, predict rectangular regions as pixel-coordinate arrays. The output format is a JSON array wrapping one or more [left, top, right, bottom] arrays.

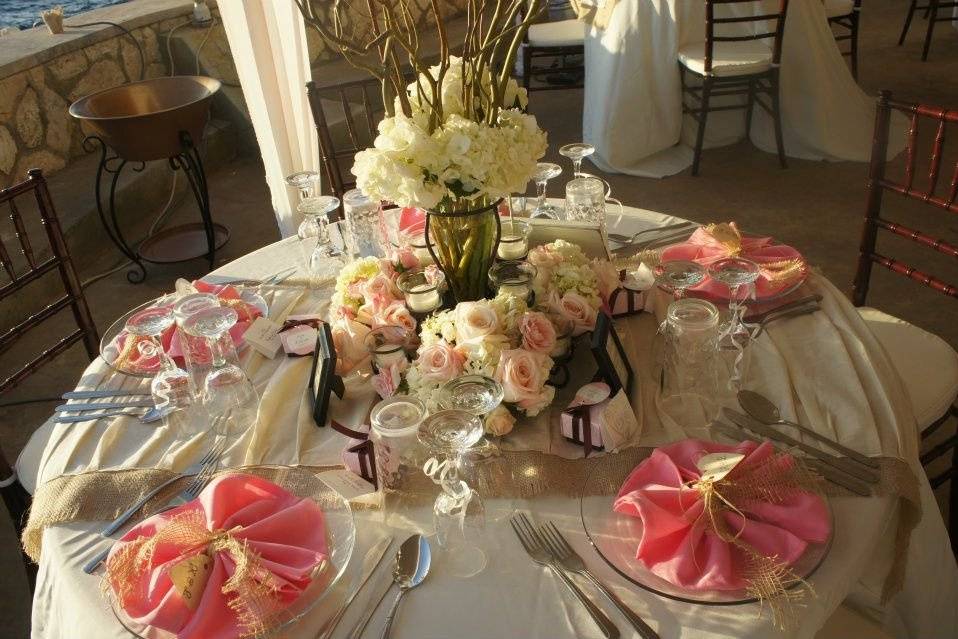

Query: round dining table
[[16, 202, 958, 639], [583, 1, 908, 177]]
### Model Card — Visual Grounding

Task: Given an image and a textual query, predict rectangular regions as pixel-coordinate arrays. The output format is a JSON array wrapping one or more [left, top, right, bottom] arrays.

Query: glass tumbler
[[343, 188, 383, 258], [370, 396, 427, 492], [660, 298, 721, 398], [565, 177, 608, 230], [173, 293, 221, 389]]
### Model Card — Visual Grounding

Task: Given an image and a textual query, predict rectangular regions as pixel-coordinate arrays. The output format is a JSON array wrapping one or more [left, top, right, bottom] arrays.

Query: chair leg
[[950, 442, 958, 553], [691, 78, 712, 177], [899, 0, 918, 45], [922, 0, 939, 61], [771, 74, 787, 169], [850, 12, 860, 80], [522, 47, 532, 90], [745, 79, 756, 138]]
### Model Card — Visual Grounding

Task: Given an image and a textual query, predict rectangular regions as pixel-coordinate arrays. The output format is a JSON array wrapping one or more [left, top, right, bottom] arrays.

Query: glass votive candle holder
[[370, 395, 427, 492], [497, 218, 531, 260], [548, 314, 575, 359], [364, 325, 412, 370], [397, 268, 445, 316], [395, 227, 434, 266], [488, 260, 537, 301]]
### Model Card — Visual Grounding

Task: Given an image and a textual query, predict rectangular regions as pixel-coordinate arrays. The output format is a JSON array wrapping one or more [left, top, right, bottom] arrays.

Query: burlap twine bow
[[107, 508, 293, 639], [704, 222, 807, 284]]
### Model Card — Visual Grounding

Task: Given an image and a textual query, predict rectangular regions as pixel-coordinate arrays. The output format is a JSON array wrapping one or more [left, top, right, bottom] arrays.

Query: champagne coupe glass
[[183, 306, 259, 430], [559, 142, 596, 177], [285, 171, 320, 201], [708, 257, 760, 350], [439, 375, 504, 459], [125, 307, 192, 411], [655, 260, 707, 299], [419, 409, 487, 577], [531, 162, 563, 219]]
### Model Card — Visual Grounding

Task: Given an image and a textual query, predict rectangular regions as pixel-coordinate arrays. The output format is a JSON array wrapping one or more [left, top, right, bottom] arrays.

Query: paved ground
[[2, 1, 957, 635]]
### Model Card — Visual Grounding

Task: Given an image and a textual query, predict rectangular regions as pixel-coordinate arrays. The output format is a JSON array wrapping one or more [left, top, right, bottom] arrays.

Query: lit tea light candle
[[488, 259, 537, 302], [498, 280, 531, 299], [364, 326, 412, 370], [398, 268, 446, 316], [497, 218, 530, 260], [407, 284, 442, 313]]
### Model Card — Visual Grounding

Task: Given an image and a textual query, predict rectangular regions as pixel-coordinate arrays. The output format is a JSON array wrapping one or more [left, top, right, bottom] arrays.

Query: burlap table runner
[[22, 446, 919, 602]]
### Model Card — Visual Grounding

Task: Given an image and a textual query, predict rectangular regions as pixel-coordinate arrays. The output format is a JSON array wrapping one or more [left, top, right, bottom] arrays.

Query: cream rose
[[330, 318, 371, 375], [518, 311, 557, 354], [373, 300, 417, 333], [485, 405, 516, 436], [495, 348, 554, 416], [552, 291, 598, 336], [416, 340, 465, 384], [455, 301, 500, 343]]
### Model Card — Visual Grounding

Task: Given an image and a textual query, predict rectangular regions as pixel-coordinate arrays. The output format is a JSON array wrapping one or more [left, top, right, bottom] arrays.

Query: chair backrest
[[0, 169, 99, 395], [306, 77, 390, 204], [703, 0, 790, 74], [853, 90, 958, 305]]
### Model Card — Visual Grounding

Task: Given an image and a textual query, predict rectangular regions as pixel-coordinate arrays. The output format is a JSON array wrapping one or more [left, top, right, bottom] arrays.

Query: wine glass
[[656, 260, 707, 299], [708, 257, 760, 350], [559, 142, 596, 177], [419, 409, 487, 577], [125, 307, 192, 412], [285, 171, 320, 201], [182, 306, 259, 430], [439, 375, 504, 460], [531, 162, 562, 219]]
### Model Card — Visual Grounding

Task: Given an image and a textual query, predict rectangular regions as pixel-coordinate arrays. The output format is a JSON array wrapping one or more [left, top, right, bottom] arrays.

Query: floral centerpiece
[[297, 0, 549, 302]]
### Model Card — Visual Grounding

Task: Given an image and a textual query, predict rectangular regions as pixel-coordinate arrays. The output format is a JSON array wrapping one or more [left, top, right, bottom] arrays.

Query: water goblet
[[125, 307, 192, 411], [655, 260, 707, 299], [419, 409, 487, 578], [559, 142, 596, 177], [708, 257, 760, 350], [531, 162, 562, 219], [182, 306, 259, 430], [284, 171, 321, 201]]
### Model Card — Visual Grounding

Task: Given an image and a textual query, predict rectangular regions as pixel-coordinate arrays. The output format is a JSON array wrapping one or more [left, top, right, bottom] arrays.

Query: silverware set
[[55, 388, 171, 424], [314, 536, 394, 639], [210, 265, 297, 288], [82, 429, 226, 574], [608, 221, 698, 249], [510, 513, 660, 639], [747, 294, 823, 338]]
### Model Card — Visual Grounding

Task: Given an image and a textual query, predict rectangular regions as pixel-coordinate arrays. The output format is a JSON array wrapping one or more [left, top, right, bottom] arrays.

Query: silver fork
[[510, 513, 619, 639], [540, 522, 660, 639], [83, 438, 225, 574]]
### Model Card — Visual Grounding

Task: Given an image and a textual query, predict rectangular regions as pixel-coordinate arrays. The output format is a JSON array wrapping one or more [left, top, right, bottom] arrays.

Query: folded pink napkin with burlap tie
[[107, 473, 329, 639], [613, 439, 830, 592], [660, 222, 807, 300]]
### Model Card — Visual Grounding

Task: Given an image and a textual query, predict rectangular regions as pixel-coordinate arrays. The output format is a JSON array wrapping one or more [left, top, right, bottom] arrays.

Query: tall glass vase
[[425, 198, 502, 302]]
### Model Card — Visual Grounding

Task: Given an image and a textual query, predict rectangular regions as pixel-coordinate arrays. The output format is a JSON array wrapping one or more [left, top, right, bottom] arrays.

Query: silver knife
[[55, 410, 148, 423], [62, 389, 150, 400], [723, 409, 880, 484], [751, 305, 821, 338], [316, 537, 394, 639], [711, 421, 871, 496], [56, 400, 155, 412]]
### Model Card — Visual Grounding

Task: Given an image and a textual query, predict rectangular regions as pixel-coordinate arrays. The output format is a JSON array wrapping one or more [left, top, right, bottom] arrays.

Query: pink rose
[[550, 291, 598, 337], [494, 348, 555, 416], [416, 340, 465, 384], [484, 405, 516, 436], [527, 245, 562, 271], [455, 301, 500, 343], [373, 300, 417, 333], [372, 363, 402, 398], [330, 318, 371, 375], [518, 311, 557, 354], [592, 259, 622, 302], [362, 274, 398, 306]]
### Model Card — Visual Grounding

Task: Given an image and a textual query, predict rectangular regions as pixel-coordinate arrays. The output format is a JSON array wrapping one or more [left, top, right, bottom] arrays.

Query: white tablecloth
[[583, 1, 907, 177], [19, 205, 958, 639]]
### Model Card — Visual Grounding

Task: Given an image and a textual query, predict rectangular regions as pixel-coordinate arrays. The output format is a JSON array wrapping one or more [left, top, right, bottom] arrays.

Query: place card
[[599, 389, 639, 443], [696, 452, 746, 483], [318, 469, 376, 501], [244, 317, 283, 358], [170, 553, 212, 610], [281, 324, 317, 356]]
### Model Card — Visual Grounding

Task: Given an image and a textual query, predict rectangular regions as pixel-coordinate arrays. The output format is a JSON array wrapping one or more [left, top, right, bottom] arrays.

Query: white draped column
[[219, 0, 318, 238]]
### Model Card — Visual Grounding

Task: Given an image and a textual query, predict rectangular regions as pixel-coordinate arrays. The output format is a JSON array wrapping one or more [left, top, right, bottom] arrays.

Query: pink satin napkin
[[660, 222, 807, 300], [108, 473, 329, 639], [613, 439, 830, 592]]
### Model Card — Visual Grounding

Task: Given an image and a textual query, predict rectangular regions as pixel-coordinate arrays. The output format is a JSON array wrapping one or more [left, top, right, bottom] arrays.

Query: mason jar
[[370, 396, 427, 492]]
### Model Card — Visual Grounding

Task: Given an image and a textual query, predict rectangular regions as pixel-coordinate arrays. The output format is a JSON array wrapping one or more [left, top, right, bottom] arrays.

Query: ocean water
[[0, 0, 129, 30]]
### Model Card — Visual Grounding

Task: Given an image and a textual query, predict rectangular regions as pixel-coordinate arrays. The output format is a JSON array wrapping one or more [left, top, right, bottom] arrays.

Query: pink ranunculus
[[454, 301, 500, 343], [485, 405, 516, 436], [373, 300, 417, 333], [331, 318, 371, 375], [495, 348, 555, 416], [551, 291, 598, 336], [371, 363, 402, 398], [518, 311, 557, 354], [592, 259, 622, 302], [416, 341, 465, 384]]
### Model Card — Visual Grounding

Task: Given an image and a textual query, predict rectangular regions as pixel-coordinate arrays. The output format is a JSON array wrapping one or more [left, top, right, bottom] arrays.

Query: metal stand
[[83, 131, 226, 284]]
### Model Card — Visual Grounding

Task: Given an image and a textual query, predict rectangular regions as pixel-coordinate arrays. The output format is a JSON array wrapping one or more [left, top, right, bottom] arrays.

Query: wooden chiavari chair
[[898, 0, 958, 61], [679, 0, 790, 176], [0, 169, 99, 588], [518, 2, 586, 91], [825, 0, 861, 79], [853, 91, 958, 549]]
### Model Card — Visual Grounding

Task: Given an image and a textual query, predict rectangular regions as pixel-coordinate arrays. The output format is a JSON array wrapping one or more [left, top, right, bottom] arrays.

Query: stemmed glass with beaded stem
[[297, 196, 344, 287], [559, 142, 596, 177], [656, 260, 708, 299], [439, 375, 504, 456], [419, 409, 488, 578], [708, 257, 760, 350], [125, 307, 192, 411], [531, 162, 563, 219], [285, 171, 321, 201], [182, 306, 259, 431]]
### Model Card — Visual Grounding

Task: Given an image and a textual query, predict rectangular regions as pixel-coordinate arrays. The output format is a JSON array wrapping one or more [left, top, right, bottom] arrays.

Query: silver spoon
[[380, 534, 431, 639], [737, 390, 881, 469], [346, 534, 422, 639]]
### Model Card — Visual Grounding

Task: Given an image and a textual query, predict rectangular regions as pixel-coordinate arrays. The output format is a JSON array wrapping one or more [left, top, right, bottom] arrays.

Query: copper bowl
[[69, 76, 222, 162]]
